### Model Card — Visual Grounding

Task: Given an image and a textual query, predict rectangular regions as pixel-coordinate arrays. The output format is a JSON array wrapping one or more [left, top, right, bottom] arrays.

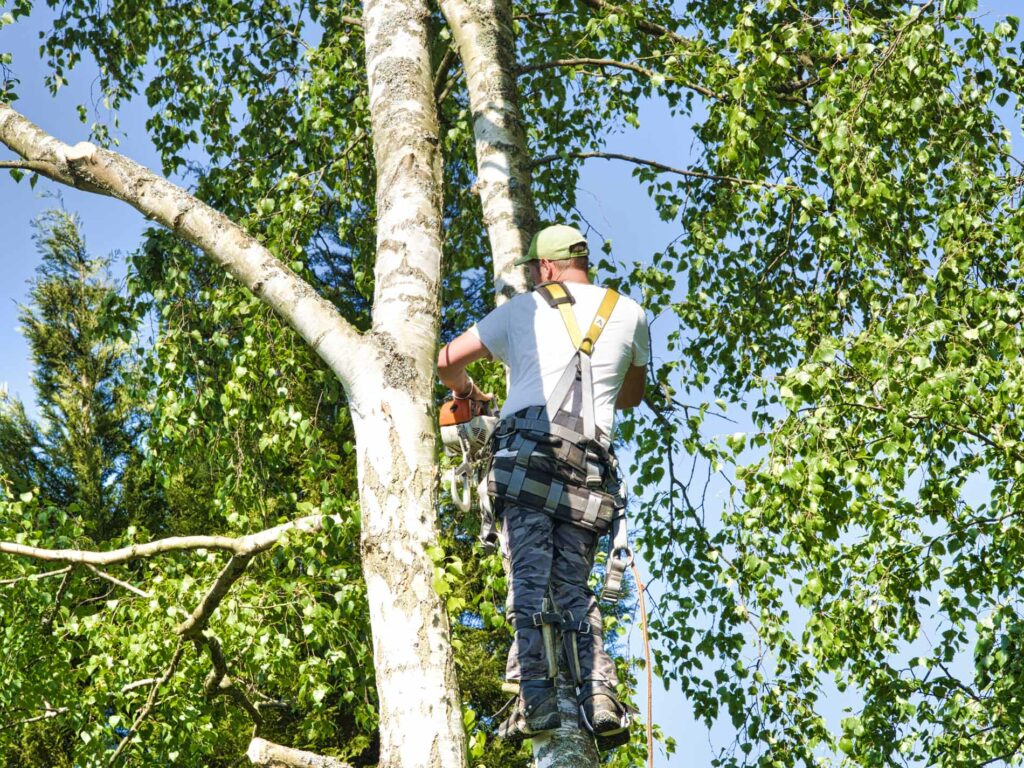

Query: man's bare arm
[[616, 364, 646, 409], [437, 331, 492, 399]]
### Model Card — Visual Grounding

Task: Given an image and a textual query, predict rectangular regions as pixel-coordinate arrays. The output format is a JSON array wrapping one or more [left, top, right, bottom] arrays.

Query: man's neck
[[554, 269, 590, 284]]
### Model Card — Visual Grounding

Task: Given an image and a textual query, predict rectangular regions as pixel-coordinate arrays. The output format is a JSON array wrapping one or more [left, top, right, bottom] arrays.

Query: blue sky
[[2, 2, 1022, 766]]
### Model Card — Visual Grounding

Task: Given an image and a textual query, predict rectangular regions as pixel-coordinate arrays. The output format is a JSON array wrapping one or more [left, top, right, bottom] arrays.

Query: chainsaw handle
[[449, 464, 473, 513]]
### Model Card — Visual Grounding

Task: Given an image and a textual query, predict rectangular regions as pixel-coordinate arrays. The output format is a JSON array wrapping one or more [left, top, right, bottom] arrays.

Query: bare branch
[[0, 566, 71, 586], [2, 533, 249, 564], [176, 554, 253, 639], [340, 15, 364, 28], [0, 103, 372, 396], [1, 513, 338, 566], [0, 159, 61, 174], [532, 150, 797, 190], [84, 564, 153, 598], [247, 738, 354, 768], [121, 678, 160, 694], [110, 641, 186, 765], [0, 706, 69, 732], [433, 45, 459, 101], [518, 57, 715, 100]]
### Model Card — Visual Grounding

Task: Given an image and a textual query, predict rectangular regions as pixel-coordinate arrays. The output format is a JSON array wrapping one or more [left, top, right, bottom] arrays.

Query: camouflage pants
[[499, 502, 619, 684]]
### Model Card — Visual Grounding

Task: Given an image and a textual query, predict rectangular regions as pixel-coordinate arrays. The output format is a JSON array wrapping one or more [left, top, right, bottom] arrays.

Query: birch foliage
[[3, 0, 1024, 767]]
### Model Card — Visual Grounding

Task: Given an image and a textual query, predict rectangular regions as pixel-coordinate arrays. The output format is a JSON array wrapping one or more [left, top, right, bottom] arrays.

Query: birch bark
[[354, 0, 466, 765], [438, 0, 535, 301]]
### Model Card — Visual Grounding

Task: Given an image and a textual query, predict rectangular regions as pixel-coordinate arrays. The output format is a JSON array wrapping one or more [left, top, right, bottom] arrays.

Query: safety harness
[[486, 281, 633, 602]]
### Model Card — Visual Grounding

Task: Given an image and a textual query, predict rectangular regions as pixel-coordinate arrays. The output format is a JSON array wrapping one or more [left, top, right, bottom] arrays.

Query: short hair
[[564, 255, 589, 271]]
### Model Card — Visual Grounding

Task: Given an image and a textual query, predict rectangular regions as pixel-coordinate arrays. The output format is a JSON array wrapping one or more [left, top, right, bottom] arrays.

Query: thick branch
[[439, 0, 535, 299], [0, 103, 373, 397], [532, 150, 796, 190], [0, 513, 337, 566], [200, 632, 263, 725], [176, 554, 253, 638], [247, 738, 354, 768]]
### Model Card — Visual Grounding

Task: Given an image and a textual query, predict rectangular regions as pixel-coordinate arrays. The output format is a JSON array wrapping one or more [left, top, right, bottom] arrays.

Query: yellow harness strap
[[542, 282, 583, 349], [537, 282, 620, 356], [579, 289, 619, 356]]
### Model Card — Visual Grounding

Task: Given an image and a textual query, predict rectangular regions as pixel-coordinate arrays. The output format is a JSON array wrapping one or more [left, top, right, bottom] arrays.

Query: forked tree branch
[[199, 632, 263, 725], [0, 103, 373, 396]]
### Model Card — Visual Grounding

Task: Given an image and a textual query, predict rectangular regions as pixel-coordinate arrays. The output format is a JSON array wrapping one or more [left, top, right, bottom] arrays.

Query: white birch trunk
[[438, 0, 535, 301], [358, 0, 466, 765]]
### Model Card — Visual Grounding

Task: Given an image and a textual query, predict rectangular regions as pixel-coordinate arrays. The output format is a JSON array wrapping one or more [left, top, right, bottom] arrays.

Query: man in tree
[[437, 224, 649, 749]]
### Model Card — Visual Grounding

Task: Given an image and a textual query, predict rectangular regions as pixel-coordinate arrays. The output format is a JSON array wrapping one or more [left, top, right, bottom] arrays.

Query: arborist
[[437, 224, 650, 749]]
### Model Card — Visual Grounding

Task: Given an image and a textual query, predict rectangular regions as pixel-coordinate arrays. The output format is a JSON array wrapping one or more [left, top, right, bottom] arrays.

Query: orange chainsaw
[[439, 396, 497, 515]]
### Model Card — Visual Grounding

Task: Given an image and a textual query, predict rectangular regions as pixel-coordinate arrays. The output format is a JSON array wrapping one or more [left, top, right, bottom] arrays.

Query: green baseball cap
[[515, 224, 589, 266]]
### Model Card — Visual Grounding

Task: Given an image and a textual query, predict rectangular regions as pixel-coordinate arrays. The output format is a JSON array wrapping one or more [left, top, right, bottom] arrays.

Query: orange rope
[[630, 560, 654, 768]]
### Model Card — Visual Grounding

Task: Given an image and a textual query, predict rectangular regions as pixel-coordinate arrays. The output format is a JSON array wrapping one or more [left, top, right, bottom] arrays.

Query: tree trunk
[[439, 0, 536, 301], [358, 0, 466, 765]]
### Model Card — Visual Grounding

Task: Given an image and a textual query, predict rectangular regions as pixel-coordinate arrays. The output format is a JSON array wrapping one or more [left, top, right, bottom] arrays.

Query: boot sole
[[495, 715, 561, 743], [594, 726, 630, 751]]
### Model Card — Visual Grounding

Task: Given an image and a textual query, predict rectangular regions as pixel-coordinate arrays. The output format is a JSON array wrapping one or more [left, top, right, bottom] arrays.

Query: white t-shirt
[[469, 282, 650, 436]]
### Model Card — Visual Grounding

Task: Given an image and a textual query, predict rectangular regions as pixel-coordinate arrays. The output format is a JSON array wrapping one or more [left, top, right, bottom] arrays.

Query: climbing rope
[[630, 560, 654, 768]]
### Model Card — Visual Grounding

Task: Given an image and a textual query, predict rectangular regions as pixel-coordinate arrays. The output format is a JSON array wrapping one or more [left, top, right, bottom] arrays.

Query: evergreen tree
[[1, 208, 142, 537]]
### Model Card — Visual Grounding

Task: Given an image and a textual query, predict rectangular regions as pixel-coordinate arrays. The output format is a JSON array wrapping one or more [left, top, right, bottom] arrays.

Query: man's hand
[[453, 377, 494, 408]]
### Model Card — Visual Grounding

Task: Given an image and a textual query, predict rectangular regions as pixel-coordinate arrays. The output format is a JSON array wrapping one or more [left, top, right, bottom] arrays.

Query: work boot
[[577, 681, 630, 750], [495, 679, 560, 741]]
